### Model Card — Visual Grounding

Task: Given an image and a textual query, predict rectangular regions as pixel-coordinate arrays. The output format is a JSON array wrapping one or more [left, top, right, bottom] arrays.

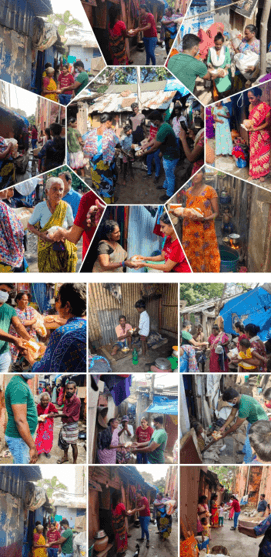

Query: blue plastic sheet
[[145, 395, 178, 415], [220, 287, 271, 341]]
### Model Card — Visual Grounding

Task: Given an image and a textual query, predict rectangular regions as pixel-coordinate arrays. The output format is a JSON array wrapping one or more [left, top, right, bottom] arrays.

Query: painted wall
[[54, 506, 85, 528], [68, 46, 100, 71], [0, 491, 24, 557], [0, 26, 32, 88]]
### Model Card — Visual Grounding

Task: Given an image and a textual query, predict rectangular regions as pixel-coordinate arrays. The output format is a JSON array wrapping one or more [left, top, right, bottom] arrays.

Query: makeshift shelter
[[220, 285, 271, 341]]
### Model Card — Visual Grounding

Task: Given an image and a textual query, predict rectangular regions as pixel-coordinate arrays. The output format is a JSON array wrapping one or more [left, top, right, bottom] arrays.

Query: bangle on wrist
[[121, 261, 126, 268]]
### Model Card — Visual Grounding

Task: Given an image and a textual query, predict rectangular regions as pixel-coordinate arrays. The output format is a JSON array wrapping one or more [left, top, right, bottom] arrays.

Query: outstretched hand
[[86, 199, 105, 228]]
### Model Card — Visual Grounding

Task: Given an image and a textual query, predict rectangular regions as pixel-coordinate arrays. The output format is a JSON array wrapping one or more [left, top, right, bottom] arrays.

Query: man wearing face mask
[[54, 381, 81, 464], [181, 320, 208, 349], [4, 373, 38, 464], [0, 283, 31, 373], [167, 34, 211, 94], [219, 387, 269, 463]]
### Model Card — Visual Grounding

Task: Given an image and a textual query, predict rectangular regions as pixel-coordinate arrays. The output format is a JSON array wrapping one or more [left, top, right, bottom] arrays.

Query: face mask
[[0, 291, 9, 303], [22, 373, 34, 380], [227, 402, 235, 407]]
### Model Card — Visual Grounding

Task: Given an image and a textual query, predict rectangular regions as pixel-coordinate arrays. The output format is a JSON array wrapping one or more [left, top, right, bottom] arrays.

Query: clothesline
[[184, 0, 249, 21]]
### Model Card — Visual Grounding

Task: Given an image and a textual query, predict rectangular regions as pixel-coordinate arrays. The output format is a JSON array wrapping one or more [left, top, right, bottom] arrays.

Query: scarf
[[209, 45, 226, 67]]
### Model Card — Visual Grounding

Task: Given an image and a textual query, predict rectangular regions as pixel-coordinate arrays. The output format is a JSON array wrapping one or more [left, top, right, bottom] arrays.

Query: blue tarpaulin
[[220, 287, 271, 341], [164, 79, 189, 96], [145, 395, 178, 415]]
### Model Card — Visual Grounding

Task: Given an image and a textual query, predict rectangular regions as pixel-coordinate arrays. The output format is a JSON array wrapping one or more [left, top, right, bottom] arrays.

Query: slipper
[[57, 457, 69, 464]]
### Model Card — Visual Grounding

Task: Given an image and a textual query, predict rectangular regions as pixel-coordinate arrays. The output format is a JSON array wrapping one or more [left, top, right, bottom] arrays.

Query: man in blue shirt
[[258, 495, 269, 516], [59, 170, 81, 218]]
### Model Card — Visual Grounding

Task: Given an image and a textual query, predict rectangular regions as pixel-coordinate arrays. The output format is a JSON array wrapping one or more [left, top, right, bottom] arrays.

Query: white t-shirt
[[139, 310, 150, 337], [118, 424, 134, 445], [219, 507, 224, 517]]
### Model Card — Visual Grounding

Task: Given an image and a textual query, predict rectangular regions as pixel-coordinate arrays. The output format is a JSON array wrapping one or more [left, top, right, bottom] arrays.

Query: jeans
[[137, 453, 148, 464], [60, 554, 73, 557], [219, 517, 224, 526], [147, 149, 161, 177], [31, 139, 37, 149], [234, 511, 240, 529], [59, 94, 72, 105], [0, 351, 11, 373], [5, 435, 30, 464], [48, 550, 59, 557], [139, 516, 150, 540], [242, 423, 253, 463], [162, 157, 179, 197], [143, 37, 157, 65]]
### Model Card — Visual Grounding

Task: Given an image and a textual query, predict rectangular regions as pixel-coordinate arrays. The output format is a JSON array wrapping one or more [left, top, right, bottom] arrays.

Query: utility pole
[[260, 0, 271, 76], [137, 65, 142, 110]]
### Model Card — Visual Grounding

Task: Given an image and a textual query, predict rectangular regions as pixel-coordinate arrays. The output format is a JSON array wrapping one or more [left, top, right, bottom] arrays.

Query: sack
[[180, 535, 199, 557], [234, 51, 259, 74]]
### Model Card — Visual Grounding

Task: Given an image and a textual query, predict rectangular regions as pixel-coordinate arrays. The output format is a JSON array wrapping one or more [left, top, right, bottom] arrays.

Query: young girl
[[67, 117, 87, 176]]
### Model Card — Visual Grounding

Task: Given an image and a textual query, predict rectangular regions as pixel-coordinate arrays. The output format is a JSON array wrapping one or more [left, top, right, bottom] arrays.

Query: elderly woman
[[38, 123, 65, 172], [172, 171, 220, 272], [92, 220, 135, 273], [208, 324, 229, 372], [0, 139, 15, 190], [25, 283, 86, 374], [161, 8, 180, 54], [234, 25, 260, 89], [83, 114, 120, 202], [0, 188, 26, 272], [9, 291, 43, 362], [35, 392, 59, 459], [33, 524, 48, 557], [245, 88, 271, 183], [97, 418, 126, 464], [41, 66, 59, 103], [135, 213, 191, 273], [27, 177, 77, 273]]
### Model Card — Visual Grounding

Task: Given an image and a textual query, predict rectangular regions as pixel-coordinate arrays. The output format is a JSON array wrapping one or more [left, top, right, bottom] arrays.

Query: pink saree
[[249, 101, 271, 179]]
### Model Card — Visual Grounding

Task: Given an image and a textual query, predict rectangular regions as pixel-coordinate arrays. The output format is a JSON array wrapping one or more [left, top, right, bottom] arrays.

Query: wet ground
[[208, 138, 271, 191], [25, 230, 83, 272], [94, 333, 178, 373], [0, 410, 86, 465], [125, 514, 178, 557], [209, 516, 259, 556]]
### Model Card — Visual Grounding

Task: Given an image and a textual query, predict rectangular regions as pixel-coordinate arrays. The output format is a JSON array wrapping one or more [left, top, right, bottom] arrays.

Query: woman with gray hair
[[35, 391, 59, 459], [27, 177, 77, 272]]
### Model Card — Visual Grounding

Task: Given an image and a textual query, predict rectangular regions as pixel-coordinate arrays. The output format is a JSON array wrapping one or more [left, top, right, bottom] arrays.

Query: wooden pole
[[137, 66, 142, 109], [260, 0, 271, 76]]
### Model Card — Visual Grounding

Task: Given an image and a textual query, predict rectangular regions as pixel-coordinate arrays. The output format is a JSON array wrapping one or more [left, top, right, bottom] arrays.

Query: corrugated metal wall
[[0, 0, 35, 35], [88, 283, 178, 346]]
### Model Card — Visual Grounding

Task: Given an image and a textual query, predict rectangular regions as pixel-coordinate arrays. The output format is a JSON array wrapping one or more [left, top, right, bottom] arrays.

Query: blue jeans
[[147, 149, 161, 177], [48, 550, 59, 557], [139, 516, 150, 540], [137, 453, 148, 464], [0, 351, 11, 373], [60, 554, 73, 557], [31, 139, 37, 149], [5, 435, 30, 464], [143, 37, 157, 65], [162, 157, 179, 197], [242, 423, 253, 463], [234, 511, 241, 529], [59, 94, 72, 105]]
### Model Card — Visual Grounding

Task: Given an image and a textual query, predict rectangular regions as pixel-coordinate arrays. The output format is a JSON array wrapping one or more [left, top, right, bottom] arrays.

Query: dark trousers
[[123, 160, 134, 180]]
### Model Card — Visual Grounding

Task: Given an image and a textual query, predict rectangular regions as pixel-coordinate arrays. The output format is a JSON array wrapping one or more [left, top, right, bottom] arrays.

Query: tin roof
[[85, 88, 177, 113]]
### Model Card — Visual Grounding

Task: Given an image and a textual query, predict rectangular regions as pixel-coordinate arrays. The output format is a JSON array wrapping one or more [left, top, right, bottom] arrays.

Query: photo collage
[[0, 0, 271, 557]]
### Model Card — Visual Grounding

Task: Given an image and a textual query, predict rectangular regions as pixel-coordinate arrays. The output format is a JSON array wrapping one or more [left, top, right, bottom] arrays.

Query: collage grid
[[0, 0, 271, 557]]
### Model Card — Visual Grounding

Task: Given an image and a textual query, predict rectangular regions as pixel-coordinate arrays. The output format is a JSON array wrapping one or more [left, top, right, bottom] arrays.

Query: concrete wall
[[248, 187, 271, 272], [0, 26, 32, 89], [180, 466, 201, 534], [0, 491, 24, 557]]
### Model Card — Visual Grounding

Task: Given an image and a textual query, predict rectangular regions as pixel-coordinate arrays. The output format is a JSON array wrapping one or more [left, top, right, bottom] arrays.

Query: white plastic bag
[[234, 51, 259, 74]]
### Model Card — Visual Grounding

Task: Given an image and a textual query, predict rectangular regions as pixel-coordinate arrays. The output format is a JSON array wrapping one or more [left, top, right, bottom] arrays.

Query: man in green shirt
[[181, 320, 208, 348], [132, 415, 168, 463], [0, 283, 30, 372], [52, 519, 73, 556], [167, 33, 211, 94], [141, 110, 179, 201], [60, 61, 89, 98], [5, 374, 38, 464], [220, 388, 269, 463]]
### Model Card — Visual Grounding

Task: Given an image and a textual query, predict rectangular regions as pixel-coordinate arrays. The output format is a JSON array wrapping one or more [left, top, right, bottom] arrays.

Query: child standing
[[200, 517, 211, 540], [219, 502, 225, 527], [67, 117, 86, 176], [135, 299, 150, 357], [121, 124, 134, 186]]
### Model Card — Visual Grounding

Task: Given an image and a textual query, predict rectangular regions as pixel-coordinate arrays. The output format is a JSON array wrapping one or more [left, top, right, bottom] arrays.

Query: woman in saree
[[207, 32, 231, 100], [153, 493, 174, 540], [97, 418, 125, 464], [245, 323, 267, 373], [83, 113, 120, 202], [9, 291, 43, 362], [92, 220, 135, 273], [0, 138, 15, 190], [0, 188, 26, 272], [27, 177, 77, 273], [134, 213, 191, 273], [173, 170, 220, 272], [33, 524, 48, 557], [160, 8, 180, 55], [41, 66, 59, 103], [180, 345, 199, 373], [234, 25, 260, 90], [35, 392, 59, 459], [198, 495, 210, 525], [208, 324, 229, 373], [111, 491, 135, 556], [210, 494, 219, 528], [213, 101, 233, 156], [108, 5, 129, 65], [245, 87, 271, 182]]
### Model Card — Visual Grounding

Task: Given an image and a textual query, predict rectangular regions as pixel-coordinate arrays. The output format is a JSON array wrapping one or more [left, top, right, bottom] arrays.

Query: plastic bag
[[234, 51, 259, 74], [32, 310, 47, 337], [180, 534, 199, 557]]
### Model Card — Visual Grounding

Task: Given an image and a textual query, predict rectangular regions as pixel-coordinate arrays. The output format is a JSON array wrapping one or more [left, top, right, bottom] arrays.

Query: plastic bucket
[[235, 157, 247, 168], [219, 245, 239, 272]]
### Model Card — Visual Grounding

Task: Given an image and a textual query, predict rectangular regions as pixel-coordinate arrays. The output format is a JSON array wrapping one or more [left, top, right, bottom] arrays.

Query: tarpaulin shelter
[[220, 286, 271, 341], [145, 394, 178, 415]]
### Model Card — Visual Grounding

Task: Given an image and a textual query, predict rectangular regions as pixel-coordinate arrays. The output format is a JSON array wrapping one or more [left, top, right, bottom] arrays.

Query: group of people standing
[[33, 518, 73, 557], [41, 61, 89, 105]]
